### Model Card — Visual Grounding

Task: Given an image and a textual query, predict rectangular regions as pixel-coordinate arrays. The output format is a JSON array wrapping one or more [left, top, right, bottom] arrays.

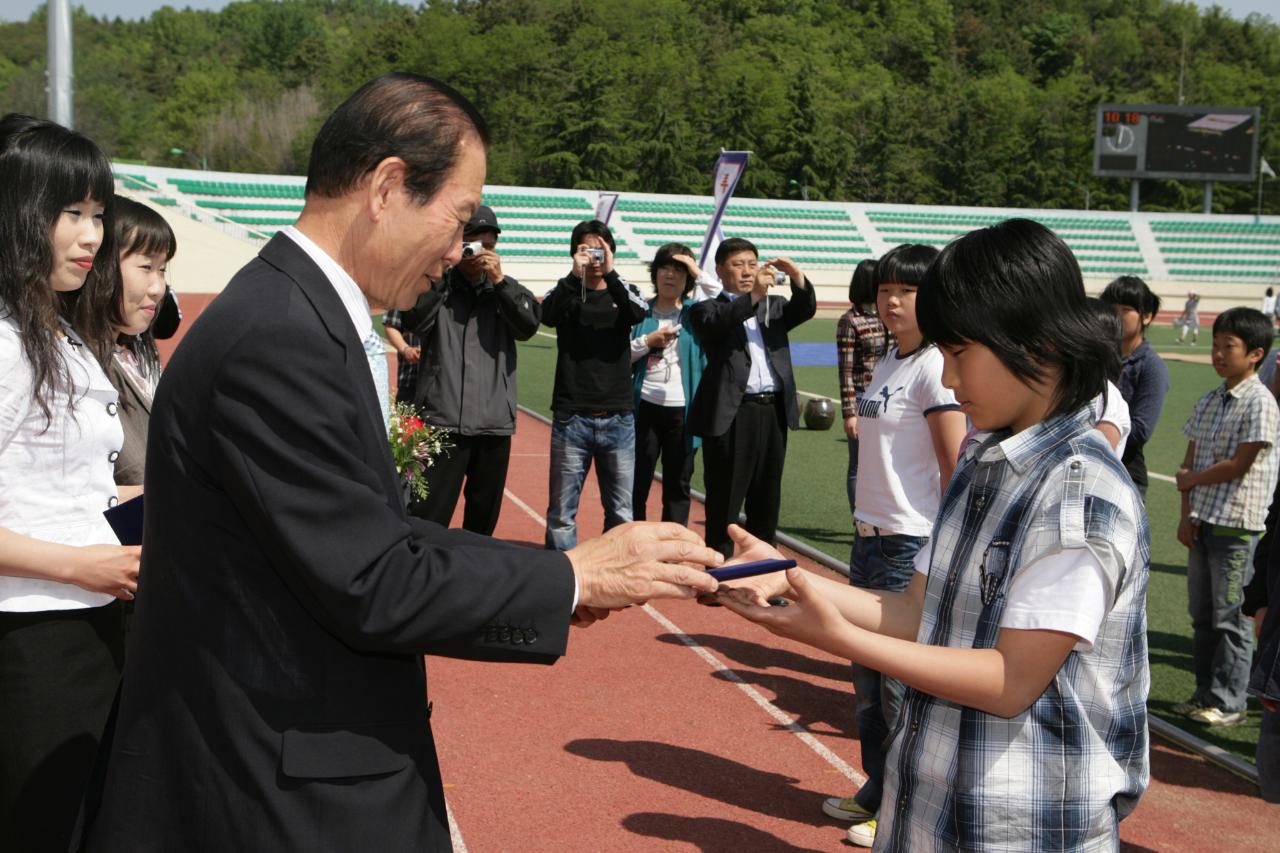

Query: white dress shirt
[[725, 291, 780, 394], [281, 226, 376, 351], [0, 315, 123, 611]]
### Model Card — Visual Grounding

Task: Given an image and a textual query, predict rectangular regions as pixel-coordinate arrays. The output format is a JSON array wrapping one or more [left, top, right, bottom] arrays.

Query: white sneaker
[[847, 818, 877, 847], [821, 796, 874, 822]]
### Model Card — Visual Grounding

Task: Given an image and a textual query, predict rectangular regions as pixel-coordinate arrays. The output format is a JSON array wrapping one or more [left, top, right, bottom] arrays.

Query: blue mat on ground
[[790, 342, 837, 367]]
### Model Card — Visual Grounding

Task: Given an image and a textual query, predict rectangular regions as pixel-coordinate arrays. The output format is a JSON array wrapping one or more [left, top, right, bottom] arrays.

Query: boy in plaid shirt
[[717, 220, 1149, 850], [1175, 307, 1280, 727]]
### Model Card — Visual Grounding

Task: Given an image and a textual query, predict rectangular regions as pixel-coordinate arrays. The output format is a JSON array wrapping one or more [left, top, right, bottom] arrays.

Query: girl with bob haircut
[[0, 114, 141, 852], [1100, 275, 1169, 499], [75, 195, 176, 487], [716, 219, 1150, 851], [629, 242, 716, 524]]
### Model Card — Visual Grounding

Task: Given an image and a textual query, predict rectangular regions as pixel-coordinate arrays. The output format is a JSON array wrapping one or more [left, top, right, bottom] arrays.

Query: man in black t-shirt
[[541, 220, 647, 549]]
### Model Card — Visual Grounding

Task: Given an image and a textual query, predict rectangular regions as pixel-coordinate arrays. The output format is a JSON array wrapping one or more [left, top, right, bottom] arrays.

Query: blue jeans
[[846, 438, 859, 519], [848, 531, 927, 812], [545, 412, 635, 550], [1187, 523, 1257, 712]]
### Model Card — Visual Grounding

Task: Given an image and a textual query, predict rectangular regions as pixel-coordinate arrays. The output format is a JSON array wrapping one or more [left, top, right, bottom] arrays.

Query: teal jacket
[[631, 297, 706, 451]]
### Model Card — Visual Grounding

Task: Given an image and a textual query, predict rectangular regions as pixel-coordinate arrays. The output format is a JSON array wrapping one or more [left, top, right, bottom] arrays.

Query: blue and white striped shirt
[[877, 407, 1150, 852]]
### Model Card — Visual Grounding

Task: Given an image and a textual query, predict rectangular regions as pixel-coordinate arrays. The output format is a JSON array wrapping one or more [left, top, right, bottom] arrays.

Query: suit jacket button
[[525, 629, 537, 644], [511, 630, 524, 645], [499, 627, 511, 642]]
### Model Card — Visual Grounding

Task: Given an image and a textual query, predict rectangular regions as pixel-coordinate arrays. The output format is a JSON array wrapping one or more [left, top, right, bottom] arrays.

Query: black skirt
[[0, 601, 124, 853]]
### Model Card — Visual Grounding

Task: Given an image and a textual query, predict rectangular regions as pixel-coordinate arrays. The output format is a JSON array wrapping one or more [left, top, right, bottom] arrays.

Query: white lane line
[[501, 487, 866, 786], [446, 802, 468, 853], [502, 487, 546, 526]]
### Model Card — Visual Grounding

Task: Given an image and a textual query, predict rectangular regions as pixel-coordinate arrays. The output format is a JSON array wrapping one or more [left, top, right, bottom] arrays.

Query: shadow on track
[[654, 632, 851, 683], [710, 669, 856, 739], [564, 739, 839, 827], [622, 812, 828, 852]]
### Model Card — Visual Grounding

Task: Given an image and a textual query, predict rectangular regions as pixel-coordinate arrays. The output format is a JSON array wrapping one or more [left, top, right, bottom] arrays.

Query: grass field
[[514, 316, 1265, 764]]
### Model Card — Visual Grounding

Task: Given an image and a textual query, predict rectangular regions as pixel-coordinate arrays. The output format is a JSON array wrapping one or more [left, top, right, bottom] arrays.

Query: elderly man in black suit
[[688, 238, 816, 559], [79, 73, 719, 852]]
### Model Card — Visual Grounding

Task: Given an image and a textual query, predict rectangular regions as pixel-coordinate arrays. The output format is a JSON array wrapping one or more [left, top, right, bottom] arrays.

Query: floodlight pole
[[1203, 182, 1213, 215], [46, 0, 74, 128], [1129, 179, 1140, 212]]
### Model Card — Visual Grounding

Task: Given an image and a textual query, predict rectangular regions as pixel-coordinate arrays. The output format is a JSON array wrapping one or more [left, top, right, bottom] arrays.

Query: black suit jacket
[[82, 235, 575, 852], [687, 278, 817, 438]]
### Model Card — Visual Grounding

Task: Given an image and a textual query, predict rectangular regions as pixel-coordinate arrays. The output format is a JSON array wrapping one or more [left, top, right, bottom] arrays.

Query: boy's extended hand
[[698, 524, 792, 605], [717, 569, 852, 656]]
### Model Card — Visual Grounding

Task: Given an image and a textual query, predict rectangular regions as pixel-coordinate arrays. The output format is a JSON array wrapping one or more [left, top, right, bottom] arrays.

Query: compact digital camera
[[768, 267, 785, 286], [461, 241, 484, 259], [586, 247, 606, 264]]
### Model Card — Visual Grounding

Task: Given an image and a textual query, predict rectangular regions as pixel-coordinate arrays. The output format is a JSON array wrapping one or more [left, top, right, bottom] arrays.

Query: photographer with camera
[[541, 220, 648, 549], [397, 205, 540, 534], [687, 237, 815, 558]]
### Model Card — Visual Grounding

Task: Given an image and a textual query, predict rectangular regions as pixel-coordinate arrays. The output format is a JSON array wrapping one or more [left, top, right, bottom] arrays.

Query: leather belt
[[742, 393, 778, 405], [855, 520, 900, 538]]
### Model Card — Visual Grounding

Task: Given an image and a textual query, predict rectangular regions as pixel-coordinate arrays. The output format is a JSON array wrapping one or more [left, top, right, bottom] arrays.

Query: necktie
[[362, 327, 390, 430]]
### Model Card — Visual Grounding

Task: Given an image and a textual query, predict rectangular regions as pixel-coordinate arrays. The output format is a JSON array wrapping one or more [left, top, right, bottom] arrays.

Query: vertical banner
[[698, 151, 750, 268], [595, 192, 620, 225]]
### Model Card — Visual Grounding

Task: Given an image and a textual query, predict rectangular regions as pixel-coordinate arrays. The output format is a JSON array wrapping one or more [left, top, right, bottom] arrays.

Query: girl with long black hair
[[0, 114, 140, 853]]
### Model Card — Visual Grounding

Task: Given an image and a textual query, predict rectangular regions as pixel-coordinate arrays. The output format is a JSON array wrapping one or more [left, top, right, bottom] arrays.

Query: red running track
[[426, 411, 1279, 851]]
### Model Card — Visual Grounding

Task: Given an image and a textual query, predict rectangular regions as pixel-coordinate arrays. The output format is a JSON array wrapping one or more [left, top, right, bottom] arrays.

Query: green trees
[[1, 0, 1277, 214]]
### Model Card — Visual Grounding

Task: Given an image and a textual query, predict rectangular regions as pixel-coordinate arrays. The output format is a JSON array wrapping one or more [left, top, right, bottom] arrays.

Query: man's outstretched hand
[[567, 522, 721, 613]]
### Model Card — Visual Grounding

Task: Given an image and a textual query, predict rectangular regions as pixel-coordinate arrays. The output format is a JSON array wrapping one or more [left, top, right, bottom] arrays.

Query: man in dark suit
[[80, 73, 718, 852], [688, 238, 815, 558]]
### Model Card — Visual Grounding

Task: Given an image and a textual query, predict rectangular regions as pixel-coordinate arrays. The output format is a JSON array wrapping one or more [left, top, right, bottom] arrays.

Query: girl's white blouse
[[0, 314, 124, 611]]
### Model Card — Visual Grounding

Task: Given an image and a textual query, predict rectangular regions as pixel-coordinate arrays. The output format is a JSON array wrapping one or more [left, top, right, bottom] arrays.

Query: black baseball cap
[[464, 205, 501, 238]]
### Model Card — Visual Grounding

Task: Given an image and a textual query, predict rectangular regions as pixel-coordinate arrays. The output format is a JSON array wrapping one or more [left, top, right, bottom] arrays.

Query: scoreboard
[[1093, 103, 1260, 182]]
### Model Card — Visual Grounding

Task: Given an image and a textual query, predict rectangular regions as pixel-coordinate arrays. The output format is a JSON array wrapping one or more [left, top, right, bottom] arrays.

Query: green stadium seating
[[116, 172, 158, 191]]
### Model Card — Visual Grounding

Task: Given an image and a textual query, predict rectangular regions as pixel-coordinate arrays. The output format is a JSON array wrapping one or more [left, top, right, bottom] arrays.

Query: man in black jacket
[[398, 205, 537, 534], [79, 73, 719, 853], [688, 237, 815, 558], [541, 220, 648, 549]]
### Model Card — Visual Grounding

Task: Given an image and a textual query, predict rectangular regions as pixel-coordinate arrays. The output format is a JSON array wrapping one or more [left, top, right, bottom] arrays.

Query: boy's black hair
[[714, 237, 757, 266], [848, 258, 877, 306], [1213, 307, 1274, 368], [648, 242, 696, 298], [568, 219, 615, 254], [1100, 275, 1161, 322], [918, 218, 1117, 421], [1085, 297, 1122, 382], [876, 243, 938, 287]]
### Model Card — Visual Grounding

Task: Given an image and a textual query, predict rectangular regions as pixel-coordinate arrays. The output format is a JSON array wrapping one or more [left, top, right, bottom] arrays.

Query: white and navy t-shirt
[[854, 345, 961, 536]]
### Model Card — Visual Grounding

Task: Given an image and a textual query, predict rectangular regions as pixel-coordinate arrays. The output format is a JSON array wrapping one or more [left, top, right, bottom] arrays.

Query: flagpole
[[1260, 166, 1265, 219], [1260, 158, 1275, 220]]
